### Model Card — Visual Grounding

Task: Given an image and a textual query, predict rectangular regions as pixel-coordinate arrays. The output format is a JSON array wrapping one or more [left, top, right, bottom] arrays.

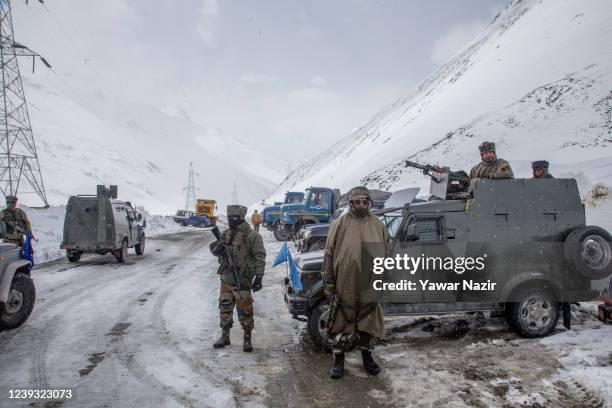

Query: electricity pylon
[[231, 181, 239, 205], [183, 162, 198, 211], [0, 0, 50, 206]]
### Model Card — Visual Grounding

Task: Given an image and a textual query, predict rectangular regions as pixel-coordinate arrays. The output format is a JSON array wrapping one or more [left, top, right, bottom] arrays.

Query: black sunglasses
[[350, 199, 370, 206]]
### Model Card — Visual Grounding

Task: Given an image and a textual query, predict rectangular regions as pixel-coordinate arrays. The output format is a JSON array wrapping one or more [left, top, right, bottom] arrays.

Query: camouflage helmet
[[531, 160, 549, 169], [227, 205, 247, 218], [347, 186, 371, 201], [478, 141, 496, 153], [5, 195, 17, 204]]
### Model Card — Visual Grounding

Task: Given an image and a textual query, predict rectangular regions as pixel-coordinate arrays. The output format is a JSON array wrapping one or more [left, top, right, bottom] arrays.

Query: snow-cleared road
[[1, 228, 611, 408], [0, 229, 392, 408]]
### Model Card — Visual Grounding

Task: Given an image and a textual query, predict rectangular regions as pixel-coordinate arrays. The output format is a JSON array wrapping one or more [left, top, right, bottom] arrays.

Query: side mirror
[[0, 221, 5, 239], [406, 223, 419, 241], [143, 218, 147, 228]]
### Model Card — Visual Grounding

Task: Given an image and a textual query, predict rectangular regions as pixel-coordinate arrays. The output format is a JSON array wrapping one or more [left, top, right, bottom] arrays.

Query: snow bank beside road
[[21, 206, 186, 264]]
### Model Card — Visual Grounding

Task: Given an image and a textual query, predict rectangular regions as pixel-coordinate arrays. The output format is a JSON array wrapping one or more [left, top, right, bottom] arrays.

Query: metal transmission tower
[[183, 162, 198, 210], [0, 0, 50, 206], [231, 181, 239, 205]]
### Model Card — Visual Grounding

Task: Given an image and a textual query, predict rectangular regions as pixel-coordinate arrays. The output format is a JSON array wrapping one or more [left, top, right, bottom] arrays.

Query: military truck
[[263, 191, 305, 233], [60, 185, 146, 263], [276, 187, 341, 241], [0, 223, 34, 330], [283, 171, 612, 348]]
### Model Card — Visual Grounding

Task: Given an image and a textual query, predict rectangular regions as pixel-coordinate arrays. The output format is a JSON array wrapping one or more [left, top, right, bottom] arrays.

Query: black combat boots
[[330, 352, 345, 379], [361, 348, 381, 376], [213, 329, 230, 348], [243, 330, 253, 352]]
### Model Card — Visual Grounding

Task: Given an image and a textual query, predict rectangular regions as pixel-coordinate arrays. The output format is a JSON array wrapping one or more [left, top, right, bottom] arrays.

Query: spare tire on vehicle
[[563, 225, 612, 280]]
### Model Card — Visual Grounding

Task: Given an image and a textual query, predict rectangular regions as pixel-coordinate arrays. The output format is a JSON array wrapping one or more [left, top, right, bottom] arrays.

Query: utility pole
[[0, 0, 49, 206], [183, 162, 198, 211]]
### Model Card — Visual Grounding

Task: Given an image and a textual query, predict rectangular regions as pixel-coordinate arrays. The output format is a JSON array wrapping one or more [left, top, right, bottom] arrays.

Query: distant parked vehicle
[[173, 210, 213, 227], [196, 199, 218, 226], [276, 187, 341, 241], [173, 199, 217, 227], [262, 191, 305, 232], [60, 185, 146, 263]]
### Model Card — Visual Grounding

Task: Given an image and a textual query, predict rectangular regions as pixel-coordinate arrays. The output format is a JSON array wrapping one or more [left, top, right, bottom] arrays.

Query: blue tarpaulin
[[273, 242, 302, 291], [21, 234, 35, 266], [273, 242, 288, 266]]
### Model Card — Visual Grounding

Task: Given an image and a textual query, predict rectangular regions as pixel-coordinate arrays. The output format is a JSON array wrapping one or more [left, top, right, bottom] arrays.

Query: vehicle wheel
[[307, 300, 332, 352], [564, 226, 612, 280], [273, 225, 287, 242], [135, 234, 145, 255], [0, 273, 36, 330], [115, 239, 128, 263], [506, 287, 560, 338], [67, 251, 81, 263]]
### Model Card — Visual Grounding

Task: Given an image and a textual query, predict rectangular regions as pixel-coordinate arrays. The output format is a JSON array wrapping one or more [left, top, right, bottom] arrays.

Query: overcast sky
[[14, 0, 508, 163]]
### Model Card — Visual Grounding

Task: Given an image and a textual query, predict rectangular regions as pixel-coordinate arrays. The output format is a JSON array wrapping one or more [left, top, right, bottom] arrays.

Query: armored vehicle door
[[111, 203, 130, 247], [126, 207, 138, 245], [389, 213, 459, 306]]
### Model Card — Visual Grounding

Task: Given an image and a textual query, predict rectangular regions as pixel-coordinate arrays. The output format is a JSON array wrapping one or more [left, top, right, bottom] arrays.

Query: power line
[[40, 3, 143, 128]]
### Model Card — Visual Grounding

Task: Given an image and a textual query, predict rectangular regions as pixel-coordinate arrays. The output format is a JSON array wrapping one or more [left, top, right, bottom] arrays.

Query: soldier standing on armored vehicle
[[1, 196, 35, 245], [532, 160, 554, 178], [210, 205, 266, 352], [469, 141, 514, 179], [322, 186, 389, 379]]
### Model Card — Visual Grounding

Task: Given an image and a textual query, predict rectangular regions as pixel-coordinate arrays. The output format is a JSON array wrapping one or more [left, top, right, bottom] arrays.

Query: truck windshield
[[286, 194, 302, 204]]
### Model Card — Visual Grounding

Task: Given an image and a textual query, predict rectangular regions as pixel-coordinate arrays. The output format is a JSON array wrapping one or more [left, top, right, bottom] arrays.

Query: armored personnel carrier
[[60, 185, 146, 263], [284, 168, 612, 347]]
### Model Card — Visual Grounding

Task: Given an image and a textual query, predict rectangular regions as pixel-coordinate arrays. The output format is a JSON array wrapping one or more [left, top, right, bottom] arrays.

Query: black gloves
[[252, 275, 263, 292], [210, 240, 223, 256]]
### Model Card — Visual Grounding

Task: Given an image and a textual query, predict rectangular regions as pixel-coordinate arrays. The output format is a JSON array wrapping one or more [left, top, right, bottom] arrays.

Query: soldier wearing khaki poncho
[[322, 186, 389, 379]]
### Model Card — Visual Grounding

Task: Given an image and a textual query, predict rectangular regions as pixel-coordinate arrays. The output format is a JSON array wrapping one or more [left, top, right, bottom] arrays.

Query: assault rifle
[[211, 225, 242, 296], [322, 293, 340, 352], [405, 160, 470, 184]]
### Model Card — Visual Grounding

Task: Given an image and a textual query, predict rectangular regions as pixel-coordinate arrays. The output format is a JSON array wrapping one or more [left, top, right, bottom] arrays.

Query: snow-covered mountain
[[22, 73, 287, 214], [272, 0, 612, 199]]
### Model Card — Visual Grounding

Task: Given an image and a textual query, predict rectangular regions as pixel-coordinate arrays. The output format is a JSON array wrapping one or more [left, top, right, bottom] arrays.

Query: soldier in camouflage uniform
[[210, 205, 266, 352], [469, 142, 514, 179], [532, 160, 554, 178], [0, 196, 34, 245]]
